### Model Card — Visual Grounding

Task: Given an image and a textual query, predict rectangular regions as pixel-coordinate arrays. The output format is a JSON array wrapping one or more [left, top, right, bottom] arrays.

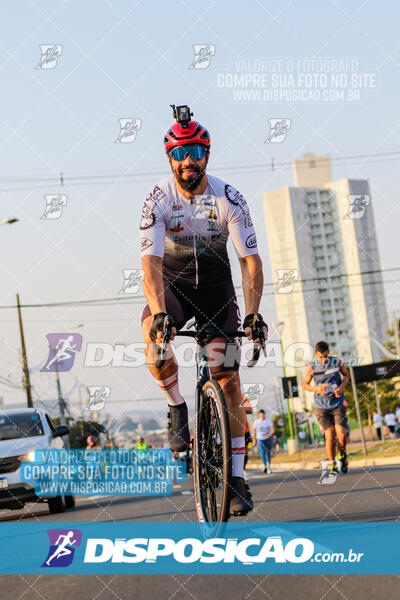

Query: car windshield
[[0, 412, 44, 440]]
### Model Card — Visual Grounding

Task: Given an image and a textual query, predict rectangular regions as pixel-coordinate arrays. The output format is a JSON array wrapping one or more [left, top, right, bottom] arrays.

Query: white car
[[0, 408, 75, 514]]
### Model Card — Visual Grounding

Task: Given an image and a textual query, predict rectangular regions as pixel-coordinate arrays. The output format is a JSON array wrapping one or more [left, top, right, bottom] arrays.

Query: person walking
[[384, 412, 397, 439], [253, 409, 274, 474], [372, 411, 382, 440]]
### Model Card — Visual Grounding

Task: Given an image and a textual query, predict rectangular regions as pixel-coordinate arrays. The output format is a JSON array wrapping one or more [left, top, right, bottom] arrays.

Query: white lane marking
[[180, 490, 193, 495], [84, 495, 110, 501]]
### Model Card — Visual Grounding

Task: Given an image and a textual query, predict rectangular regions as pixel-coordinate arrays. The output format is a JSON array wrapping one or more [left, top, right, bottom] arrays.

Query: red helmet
[[163, 120, 211, 154]]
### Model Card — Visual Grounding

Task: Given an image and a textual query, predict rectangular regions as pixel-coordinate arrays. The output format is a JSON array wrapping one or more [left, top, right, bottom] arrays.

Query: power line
[[2, 149, 400, 191], [0, 266, 397, 310]]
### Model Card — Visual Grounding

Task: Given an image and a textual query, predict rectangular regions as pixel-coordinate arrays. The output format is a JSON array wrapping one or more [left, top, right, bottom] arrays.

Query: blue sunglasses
[[169, 144, 207, 161]]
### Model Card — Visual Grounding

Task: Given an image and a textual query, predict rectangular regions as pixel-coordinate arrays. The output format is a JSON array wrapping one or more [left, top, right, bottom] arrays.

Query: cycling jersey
[[139, 175, 258, 287]]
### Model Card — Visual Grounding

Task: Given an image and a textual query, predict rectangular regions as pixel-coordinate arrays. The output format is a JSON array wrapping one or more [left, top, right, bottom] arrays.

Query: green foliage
[[345, 327, 400, 422], [272, 413, 288, 439]]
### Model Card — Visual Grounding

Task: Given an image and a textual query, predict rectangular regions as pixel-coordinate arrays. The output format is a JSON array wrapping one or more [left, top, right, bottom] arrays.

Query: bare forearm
[[303, 382, 318, 392], [141, 256, 166, 314], [240, 255, 264, 315], [340, 374, 349, 389]]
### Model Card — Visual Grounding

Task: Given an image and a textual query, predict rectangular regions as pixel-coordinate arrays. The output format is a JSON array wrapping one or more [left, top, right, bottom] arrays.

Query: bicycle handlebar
[[154, 318, 267, 369]]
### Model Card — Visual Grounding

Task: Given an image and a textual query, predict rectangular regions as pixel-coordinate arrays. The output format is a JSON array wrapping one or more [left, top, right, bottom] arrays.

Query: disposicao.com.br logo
[[82, 536, 362, 566], [33, 523, 375, 574]]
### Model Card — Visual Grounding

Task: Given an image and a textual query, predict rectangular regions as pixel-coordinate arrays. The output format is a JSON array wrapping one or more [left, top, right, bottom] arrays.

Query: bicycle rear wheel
[[194, 379, 231, 535]]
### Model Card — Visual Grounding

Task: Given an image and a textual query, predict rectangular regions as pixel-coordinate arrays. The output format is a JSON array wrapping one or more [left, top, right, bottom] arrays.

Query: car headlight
[[19, 451, 36, 462]]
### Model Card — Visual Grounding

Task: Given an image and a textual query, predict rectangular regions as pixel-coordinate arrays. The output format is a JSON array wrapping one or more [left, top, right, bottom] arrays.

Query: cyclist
[[86, 435, 101, 450], [140, 105, 268, 515], [136, 436, 147, 450], [303, 341, 350, 474]]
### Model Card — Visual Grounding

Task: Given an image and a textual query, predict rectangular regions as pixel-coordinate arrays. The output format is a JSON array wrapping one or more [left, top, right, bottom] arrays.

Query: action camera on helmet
[[170, 104, 193, 129]]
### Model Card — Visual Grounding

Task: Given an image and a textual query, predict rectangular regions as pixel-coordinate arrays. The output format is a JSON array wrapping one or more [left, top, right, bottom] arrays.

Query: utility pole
[[54, 355, 70, 448], [16, 294, 33, 408], [78, 384, 85, 438]]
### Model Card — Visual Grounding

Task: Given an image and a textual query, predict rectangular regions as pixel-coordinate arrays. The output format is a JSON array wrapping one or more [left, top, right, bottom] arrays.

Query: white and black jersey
[[139, 174, 258, 288]]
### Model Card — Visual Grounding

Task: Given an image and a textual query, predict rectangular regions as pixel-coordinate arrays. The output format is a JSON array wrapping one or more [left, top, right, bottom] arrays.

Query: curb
[[247, 456, 400, 471]]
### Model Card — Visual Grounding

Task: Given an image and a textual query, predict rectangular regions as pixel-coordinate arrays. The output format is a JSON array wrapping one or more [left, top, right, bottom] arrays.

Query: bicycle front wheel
[[194, 379, 232, 534]]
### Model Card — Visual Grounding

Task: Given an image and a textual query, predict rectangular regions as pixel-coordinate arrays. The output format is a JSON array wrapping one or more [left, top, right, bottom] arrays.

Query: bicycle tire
[[193, 379, 232, 535]]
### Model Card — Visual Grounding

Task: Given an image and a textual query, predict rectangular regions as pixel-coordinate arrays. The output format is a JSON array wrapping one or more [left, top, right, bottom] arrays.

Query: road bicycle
[[157, 317, 265, 535]]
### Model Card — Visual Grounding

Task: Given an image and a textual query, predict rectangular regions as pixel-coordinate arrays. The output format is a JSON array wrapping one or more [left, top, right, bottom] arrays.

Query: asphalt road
[[1, 465, 399, 599]]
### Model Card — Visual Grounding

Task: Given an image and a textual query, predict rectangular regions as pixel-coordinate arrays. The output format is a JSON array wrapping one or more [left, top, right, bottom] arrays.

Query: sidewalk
[[247, 456, 400, 471], [246, 440, 400, 471]]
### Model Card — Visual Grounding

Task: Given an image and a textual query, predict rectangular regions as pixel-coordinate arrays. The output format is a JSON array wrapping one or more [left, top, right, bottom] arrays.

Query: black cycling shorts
[[141, 280, 242, 372]]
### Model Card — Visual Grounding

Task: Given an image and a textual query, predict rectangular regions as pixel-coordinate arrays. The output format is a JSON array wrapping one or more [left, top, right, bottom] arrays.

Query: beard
[[174, 164, 205, 191]]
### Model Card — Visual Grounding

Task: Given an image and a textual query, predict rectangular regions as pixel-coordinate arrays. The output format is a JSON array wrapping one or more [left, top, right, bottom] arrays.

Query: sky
[[0, 0, 399, 424]]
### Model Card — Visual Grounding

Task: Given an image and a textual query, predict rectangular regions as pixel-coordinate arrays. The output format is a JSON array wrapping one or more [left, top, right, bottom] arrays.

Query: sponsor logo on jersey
[[244, 213, 253, 228], [140, 198, 156, 230], [170, 201, 184, 232], [141, 238, 153, 252], [224, 184, 247, 209], [224, 184, 252, 226], [150, 185, 164, 203], [245, 234, 257, 249], [174, 245, 193, 254], [173, 233, 221, 243], [170, 220, 184, 232], [140, 186, 165, 230]]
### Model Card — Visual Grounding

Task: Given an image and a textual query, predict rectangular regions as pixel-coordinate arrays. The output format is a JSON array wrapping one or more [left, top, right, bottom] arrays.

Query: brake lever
[[246, 322, 267, 368]]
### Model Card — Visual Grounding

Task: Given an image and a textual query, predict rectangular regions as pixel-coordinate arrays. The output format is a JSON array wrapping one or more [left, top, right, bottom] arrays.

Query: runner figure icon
[[45, 335, 77, 370], [45, 531, 77, 566]]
